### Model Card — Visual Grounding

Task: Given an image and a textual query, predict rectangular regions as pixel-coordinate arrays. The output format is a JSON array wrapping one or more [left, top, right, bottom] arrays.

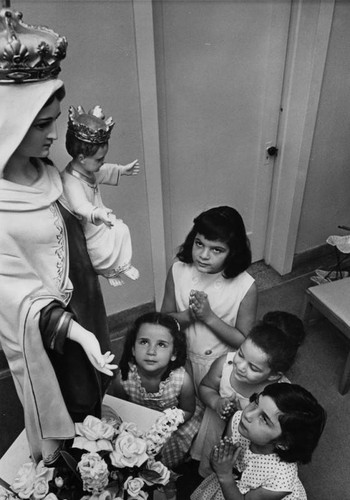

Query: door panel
[[154, 0, 291, 262]]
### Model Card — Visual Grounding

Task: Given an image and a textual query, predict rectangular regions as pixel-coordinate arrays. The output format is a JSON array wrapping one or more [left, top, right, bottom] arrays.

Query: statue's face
[[15, 97, 61, 159], [81, 143, 109, 174]]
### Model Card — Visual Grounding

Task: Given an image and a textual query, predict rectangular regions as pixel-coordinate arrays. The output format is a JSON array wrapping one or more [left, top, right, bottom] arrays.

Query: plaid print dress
[[121, 363, 202, 469]]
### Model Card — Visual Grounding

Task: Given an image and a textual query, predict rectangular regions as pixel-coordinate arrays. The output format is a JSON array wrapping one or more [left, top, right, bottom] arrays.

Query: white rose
[[74, 416, 115, 452], [141, 460, 170, 486], [11, 462, 37, 499], [117, 422, 141, 437], [110, 431, 148, 468], [34, 462, 54, 482], [124, 477, 145, 498], [32, 478, 50, 500]]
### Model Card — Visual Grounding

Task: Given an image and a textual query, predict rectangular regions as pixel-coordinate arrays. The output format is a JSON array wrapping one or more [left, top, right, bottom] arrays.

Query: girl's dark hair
[[176, 206, 251, 279], [248, 311, 305, 374], [119, 312, 187, 380], [65, 129, 105, 158], [260, 383, 326, 464]]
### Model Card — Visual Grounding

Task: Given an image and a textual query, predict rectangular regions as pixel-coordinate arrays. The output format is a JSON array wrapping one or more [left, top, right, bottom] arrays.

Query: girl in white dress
[[161, 206, 258, 392], [61, 105, 140, 287], [161, 206, 258, 461], [197, 311, 305, 477], [191, 383, 326, 500]]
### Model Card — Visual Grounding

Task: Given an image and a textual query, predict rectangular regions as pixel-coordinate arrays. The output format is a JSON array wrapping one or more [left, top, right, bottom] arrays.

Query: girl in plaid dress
[[112, 312, 200, 474]]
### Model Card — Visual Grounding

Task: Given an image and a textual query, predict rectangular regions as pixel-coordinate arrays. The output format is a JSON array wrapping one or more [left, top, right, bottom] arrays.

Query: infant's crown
[[67, 105, 115, 145], [0, 2, 67, 84]]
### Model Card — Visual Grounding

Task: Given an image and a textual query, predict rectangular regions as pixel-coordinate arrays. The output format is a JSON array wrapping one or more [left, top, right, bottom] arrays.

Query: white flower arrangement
[[8, 408, 184, 500]]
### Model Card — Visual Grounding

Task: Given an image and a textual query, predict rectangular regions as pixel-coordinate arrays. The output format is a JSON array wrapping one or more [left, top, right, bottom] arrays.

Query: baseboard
[[108, 302, 156, 363], [108, 301, 155, 338], [292, 243, 333, 270]]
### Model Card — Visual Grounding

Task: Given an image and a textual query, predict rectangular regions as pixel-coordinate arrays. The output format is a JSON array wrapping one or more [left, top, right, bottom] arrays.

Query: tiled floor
[[249, 252, 337, 292]]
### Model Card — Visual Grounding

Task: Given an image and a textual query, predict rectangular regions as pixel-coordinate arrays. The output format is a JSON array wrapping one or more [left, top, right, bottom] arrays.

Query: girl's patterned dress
[[198, 352, 290, 478], [191, 411, 307, 500], [121, 363, 201, 469]]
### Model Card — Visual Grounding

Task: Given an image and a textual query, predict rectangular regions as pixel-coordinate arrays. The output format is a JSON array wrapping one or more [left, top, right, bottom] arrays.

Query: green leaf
[[139, 469, 162, 481], [59, 451, 81, 481]]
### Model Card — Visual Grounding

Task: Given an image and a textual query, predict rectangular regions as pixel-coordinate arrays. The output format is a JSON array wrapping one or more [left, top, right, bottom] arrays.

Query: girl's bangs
[[197, 217, 232, 242]]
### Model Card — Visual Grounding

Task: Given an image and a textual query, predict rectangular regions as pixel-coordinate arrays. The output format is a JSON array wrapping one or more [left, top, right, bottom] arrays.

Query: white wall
[[9, 0, 350, 317], [14, 0, 156, 315], [296, 0, 350, 253]]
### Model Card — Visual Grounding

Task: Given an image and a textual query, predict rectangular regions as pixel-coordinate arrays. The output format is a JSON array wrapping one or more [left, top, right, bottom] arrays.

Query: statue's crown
[[0, 4, 67, 83], [67, 105, 115, 145]]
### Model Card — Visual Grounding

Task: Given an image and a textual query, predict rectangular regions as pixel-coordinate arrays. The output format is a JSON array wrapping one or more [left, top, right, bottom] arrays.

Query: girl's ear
[[78, 153, 85, 164], [170, 353, 177, 362], [267, 371, 283, 382]]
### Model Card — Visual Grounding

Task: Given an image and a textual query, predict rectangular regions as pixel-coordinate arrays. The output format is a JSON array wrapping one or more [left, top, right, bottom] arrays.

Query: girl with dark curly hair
[[162, 206, 258, 394], [111, 312, 198, 473], [192, 383, 326, 500]]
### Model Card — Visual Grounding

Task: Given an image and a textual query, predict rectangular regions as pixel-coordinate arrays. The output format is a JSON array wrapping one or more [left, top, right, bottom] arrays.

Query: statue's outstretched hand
[[83, 341, 117, 376], [121, 159, 140, 176], [68, 322, 118, 376]]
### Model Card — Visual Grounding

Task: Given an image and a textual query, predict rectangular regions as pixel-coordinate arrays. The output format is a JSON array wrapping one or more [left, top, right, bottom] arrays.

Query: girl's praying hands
[[211, 437, 242, 481]]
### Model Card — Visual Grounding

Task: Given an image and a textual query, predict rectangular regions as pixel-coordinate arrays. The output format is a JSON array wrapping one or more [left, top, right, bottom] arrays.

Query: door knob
[[267, 146, 278, 157]]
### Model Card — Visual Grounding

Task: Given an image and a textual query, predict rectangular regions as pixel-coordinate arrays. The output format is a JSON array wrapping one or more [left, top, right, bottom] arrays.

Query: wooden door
[[153, 0, 291, 262]]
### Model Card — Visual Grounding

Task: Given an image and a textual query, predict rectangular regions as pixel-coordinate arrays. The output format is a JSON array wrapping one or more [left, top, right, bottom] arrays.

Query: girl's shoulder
[[127, 363, 185, 393], [167, 366, 186, 387], [171, 261, 194, 286], [219, 352, 236, 380], [229, 270, 255, 287], [224, 351, 236, 364], [172, 260, 191, 273], [240, 452, 300, 495], [252, 456, 301, 496]]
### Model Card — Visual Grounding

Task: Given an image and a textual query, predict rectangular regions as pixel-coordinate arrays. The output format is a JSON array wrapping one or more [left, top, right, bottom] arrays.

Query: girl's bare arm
[[161, 268, 193, 328], [199, 355, 228, 413], [191, 282, 258, 348], [178, 370, 196, 421]]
